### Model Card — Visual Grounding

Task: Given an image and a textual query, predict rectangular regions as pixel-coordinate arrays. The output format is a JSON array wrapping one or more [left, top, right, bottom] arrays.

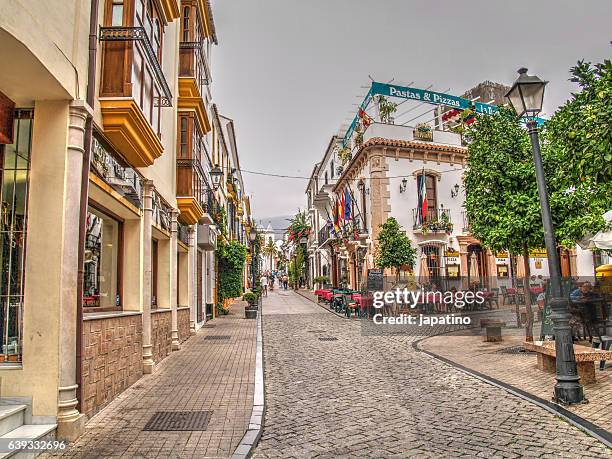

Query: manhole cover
[[204, 335, 231, 341], [318, 337, 338, 341], [143, 411, 212, 431], [496, 345, 534, 355]]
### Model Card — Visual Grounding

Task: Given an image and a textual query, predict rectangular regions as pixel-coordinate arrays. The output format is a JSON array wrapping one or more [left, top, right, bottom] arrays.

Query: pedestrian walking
[[260, 274, 269, 297], [282, 274, 288, 290]]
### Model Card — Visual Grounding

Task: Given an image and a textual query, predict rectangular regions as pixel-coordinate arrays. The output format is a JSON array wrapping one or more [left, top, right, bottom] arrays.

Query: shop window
[[422, 245, 441, 282], [152, 239, 158, 307], [0, 110, 32, 363], [84, 206, 122, 310]]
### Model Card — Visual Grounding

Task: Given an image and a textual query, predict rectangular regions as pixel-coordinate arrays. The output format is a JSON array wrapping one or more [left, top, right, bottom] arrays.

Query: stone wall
[[178, 307, 191, 343], [82, 312, 143, 418], [152, 309, 172, 364]]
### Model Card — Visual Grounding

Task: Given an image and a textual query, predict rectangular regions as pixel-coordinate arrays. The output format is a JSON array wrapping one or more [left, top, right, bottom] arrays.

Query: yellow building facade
[[0, 0, 252, 443]]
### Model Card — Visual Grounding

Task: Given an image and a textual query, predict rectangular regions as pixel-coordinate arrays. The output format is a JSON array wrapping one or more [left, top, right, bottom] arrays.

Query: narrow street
[[255, 290, 608, 458]]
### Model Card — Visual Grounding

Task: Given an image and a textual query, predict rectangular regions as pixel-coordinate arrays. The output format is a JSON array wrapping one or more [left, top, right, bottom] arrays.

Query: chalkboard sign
[[367, 269, 384, 291]]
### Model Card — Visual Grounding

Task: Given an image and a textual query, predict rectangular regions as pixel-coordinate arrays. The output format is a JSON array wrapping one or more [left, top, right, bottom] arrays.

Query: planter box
[[245, 307, 258, 319]]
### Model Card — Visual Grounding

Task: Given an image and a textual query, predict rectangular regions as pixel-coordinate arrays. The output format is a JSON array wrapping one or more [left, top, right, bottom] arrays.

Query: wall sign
[[529, 248, 547, 258]]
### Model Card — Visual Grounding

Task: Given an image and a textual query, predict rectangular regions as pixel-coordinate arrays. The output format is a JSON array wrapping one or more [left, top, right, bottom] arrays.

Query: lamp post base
[[550, 297, 584, 404], [553, 382, 586, 405]]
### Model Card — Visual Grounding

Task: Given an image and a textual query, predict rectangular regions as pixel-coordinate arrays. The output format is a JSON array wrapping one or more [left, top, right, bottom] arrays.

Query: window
[[152, 239, 158, 307], [84, 206, 122, 310], [417, 173, 437, 220], [182, 6, 190, 42], [330, 160, 334, 178], [0, 110, 32, 363], [111, 0, 124, 26], [179, 117, 188, 157]]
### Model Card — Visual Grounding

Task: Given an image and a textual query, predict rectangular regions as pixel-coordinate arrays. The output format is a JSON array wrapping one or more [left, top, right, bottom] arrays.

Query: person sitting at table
[[570, 281, 594, 301]]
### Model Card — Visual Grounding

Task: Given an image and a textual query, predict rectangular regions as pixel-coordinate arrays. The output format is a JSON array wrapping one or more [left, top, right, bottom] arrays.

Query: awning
[[578, 210, 612, 250]]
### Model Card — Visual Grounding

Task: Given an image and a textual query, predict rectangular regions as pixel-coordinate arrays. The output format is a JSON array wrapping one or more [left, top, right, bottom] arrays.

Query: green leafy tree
[[375, 217, 417, 280], [464, 107, 539, 336], [464, 60, 612, 338], [542, 59, 612, 247], [217, 240, 247, 310], [262, 239, 277, 271]]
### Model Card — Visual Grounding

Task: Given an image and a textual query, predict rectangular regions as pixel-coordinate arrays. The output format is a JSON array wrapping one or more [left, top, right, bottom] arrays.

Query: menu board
[[367, 269, 384, 291]]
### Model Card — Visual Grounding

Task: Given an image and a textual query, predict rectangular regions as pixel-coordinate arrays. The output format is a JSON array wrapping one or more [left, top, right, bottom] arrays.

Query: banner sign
[[372, 82, 498, 115], [343, 81, 545, 147]]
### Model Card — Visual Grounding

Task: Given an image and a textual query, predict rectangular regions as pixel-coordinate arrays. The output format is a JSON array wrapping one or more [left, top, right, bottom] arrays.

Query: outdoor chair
[[500, 286, 515, 305], [488, 288, 500, 309]]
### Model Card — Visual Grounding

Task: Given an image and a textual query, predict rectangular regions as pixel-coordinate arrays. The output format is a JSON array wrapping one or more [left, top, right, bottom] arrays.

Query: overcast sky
[[211, 0, 611, 221]]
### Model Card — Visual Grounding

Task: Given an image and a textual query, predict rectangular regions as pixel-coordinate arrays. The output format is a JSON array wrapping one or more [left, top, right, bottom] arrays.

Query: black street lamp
[[506, 68, 584, 404], [249, 227, 257, 291], [210, 165, 223, 191]]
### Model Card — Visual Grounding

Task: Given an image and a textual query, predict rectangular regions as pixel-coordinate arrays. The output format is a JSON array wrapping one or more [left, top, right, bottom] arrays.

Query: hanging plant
[[355, 125, 364, 148], [377, 96, 398, 124], [338, 146, 352, 165]]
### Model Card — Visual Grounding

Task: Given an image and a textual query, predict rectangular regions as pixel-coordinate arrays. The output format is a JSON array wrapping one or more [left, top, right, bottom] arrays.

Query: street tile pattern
[[46, 301, 257, 459], [254, 291, 610, 458], [421, 331, 612, 431]]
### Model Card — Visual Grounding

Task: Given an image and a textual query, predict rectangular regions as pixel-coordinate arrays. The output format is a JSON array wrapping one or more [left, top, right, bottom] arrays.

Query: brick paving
[[47, 301, 257, 459], [420, 329, 612, 431], [254, 290, 610, 458]]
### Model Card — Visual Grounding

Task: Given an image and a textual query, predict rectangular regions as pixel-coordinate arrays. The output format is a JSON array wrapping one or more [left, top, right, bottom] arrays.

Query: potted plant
[[313, 275, 330, 290], [243, 292, 259, 319]]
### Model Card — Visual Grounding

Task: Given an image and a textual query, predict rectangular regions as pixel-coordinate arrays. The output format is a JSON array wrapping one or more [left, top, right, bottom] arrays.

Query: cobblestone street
[[254, 290, 610, 458]]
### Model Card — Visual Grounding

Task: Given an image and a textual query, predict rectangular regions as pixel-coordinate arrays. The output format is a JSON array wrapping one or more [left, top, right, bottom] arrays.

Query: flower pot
[[245, 307, 258, 319]]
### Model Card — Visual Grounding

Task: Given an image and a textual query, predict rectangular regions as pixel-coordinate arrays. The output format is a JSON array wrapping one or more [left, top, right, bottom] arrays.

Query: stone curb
[[230, 301, 265, 459], [295, 289, 348, 319], [413, 335, 612, 449]]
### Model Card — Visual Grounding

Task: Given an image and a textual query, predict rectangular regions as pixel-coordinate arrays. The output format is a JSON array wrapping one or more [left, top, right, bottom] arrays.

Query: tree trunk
[[523, 244, 534, 342]]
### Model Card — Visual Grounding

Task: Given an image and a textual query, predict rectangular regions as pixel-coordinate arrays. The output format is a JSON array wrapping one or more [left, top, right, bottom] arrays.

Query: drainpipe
[[76, 0, 99, 411]]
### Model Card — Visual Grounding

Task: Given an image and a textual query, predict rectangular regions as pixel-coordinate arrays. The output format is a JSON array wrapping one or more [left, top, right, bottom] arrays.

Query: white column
[[170, 210, 180, 350], [189, 226, 197, 334], [56, 100, 90, 439], [142, 180, 155, 373]]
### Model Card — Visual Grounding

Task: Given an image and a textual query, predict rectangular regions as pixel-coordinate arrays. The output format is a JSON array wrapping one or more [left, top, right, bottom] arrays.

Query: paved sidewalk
[[47, 301, 257, 459], [420, 329, 612, 432]]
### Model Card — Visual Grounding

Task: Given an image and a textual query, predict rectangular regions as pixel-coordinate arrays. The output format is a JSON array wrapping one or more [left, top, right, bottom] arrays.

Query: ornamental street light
[[249, 227, 257, 291], [210, 165, 223, 191], [506, 68, 584, 404]]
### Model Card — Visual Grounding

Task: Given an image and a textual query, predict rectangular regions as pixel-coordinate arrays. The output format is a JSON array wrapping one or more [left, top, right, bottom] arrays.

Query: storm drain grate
[[202, 324, 216, 328], [204, 335, 231, 341], [496, 345, 535, 355], [307, 330, 326, 333], [318, 337, 338, 341], [143, 410, 212, 431]]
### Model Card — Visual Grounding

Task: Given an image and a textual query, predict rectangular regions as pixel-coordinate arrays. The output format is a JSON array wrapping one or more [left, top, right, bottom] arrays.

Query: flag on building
[[338, 192, 345, 227], [418, 169, 428, 224], [332, 198, 340, 233], [358, 108, 373, 127], [344, 187, 352, 221]]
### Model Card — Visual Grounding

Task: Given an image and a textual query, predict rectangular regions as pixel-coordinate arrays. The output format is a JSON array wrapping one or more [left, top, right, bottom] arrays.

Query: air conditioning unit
[[198, 224, 217, 250]]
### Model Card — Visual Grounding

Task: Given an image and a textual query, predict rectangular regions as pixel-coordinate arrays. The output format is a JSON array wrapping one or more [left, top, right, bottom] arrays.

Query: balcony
[[197, 223, 217, 250], [90, 135, 143, 209], [178, 42, 211, 133], [99, 26, 172, 166], [176, 158, 206, 225], [412, 208, 453, 233]]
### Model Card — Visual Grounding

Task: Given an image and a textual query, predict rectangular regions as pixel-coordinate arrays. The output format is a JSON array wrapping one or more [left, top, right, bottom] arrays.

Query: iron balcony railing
[[179, 41, 212, 88], [177, 222, 189, 245], [99, 26, 172, 106], [412, 208, 452, 232], [318, 224, 332, 246], [91, 135, 143, 209]]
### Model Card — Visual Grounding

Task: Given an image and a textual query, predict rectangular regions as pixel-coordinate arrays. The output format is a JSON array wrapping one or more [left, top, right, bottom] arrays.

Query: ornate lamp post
[[249, 227, 257, 291], [506, 68, 584, 404], [210, 165, 223, 191]]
